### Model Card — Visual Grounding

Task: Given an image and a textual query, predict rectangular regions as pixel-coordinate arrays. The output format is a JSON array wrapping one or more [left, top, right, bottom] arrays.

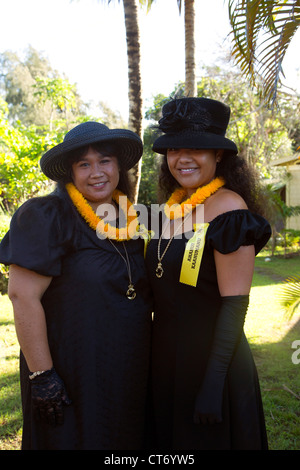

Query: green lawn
[[0, 253, 299, 450], [0, 294, 22, 450], [245, 254, 300, 450]]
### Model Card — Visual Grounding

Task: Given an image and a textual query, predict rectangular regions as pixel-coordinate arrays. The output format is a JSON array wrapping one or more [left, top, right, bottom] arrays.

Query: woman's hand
[[193, 371, 223, 424], [193, 295, 250, 425], [30, 368, 72, 426]]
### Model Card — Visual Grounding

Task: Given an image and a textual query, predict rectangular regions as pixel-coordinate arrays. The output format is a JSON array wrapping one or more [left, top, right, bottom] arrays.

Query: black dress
[[145, 209, 271, 450], [0, 195, 153, 450]]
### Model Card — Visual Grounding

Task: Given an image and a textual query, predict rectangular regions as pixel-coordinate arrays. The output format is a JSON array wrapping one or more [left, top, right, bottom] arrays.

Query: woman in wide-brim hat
[[0, 121, 153, 450], [145, 97, 271, 450]]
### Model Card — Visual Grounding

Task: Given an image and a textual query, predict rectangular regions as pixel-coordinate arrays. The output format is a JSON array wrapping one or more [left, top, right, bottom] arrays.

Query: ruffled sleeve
[[207, 209, 271, 255], [0, 196, 73, 276]]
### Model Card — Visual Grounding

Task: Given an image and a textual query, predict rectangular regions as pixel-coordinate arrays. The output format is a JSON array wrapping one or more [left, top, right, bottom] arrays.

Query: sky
[[0, 0, 299, 120]]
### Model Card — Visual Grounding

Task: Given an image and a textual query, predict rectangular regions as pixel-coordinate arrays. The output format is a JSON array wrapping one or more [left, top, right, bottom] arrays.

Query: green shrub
[[0, 212, 10, 294]]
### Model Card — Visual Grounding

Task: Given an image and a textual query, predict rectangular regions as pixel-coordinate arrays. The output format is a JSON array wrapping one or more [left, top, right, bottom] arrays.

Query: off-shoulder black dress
[[0, 194, 153, 450], [145, 209, 271, 450]]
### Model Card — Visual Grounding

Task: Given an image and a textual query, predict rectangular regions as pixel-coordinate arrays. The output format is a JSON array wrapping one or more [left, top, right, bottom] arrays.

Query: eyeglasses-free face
[[167, 148, 223, 197], [71, 146, 120, 211]]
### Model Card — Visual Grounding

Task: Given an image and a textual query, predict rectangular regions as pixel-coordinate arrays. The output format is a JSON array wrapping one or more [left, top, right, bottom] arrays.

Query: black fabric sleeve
[[0, 197, 73, 276], [207, 210, 271, 255], [194, 295, 249, 424]]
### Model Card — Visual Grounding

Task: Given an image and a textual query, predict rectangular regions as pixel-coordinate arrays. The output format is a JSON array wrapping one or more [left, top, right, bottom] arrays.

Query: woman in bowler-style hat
[[0, 121, 153, 450], [145, 97, 271, 449]]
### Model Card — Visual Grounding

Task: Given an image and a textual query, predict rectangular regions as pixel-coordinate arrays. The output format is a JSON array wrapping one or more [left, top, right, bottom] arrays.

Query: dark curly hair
[[158, 151, 266, 217]]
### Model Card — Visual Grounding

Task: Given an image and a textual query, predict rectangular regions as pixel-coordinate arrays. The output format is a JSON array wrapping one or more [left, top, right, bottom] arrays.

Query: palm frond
[[228, 0, 300, 107], [279, 275, 300, 320]]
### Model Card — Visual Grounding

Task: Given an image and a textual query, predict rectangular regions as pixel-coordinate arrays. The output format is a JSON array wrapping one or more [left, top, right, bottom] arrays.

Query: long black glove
[[30, 367, 72, 426], [194, 295, 249, 425]]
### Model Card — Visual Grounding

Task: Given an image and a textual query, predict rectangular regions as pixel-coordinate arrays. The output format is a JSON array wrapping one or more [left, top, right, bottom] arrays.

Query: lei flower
[[66, 182, 139, 241], [164, 177, 225, 219]]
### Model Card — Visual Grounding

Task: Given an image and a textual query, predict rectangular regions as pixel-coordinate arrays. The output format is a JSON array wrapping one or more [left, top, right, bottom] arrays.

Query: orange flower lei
[[66, 182, 139, 241], [164, 177, 225, 219]]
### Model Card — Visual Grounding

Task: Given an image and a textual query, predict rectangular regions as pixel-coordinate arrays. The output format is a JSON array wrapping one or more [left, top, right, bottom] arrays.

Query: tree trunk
[[184, 0, 197, 97], [122, 0, 143, 202]]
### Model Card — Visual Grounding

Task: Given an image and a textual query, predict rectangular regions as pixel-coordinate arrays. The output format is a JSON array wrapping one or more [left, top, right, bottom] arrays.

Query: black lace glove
[[194, 295, 249, 425], [30, 367, 71, 426]]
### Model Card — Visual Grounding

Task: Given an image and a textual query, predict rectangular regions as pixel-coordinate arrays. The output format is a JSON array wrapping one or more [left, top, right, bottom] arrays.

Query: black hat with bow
[[152, 97, 238, 155]]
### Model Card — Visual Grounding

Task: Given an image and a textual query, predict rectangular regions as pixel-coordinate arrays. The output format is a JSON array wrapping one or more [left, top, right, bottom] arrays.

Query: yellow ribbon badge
[[179, 223, 209, 287]]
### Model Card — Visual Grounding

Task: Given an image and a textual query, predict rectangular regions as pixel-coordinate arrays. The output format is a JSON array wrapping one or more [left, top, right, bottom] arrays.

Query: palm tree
[[87, 0, 143, 201], [128, 0, 197, 199], [75, 0, 197, 199], [279, 276, 300, 319], [122, 0, 143, 137], [228, 0, 300, 107], [147, 0, 197, 96], [122, 0, 143, 201], [184, 0, 197, 96]]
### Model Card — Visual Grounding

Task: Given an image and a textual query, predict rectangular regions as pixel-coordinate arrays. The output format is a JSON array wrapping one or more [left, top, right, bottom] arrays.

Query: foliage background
[[0, 44, 299, 450]]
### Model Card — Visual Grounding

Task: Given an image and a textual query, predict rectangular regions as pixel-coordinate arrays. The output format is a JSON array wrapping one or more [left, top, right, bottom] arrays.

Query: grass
[[0, 253, 299, 450], [0, 295, 22, 450], [245, 253, 300, 450]]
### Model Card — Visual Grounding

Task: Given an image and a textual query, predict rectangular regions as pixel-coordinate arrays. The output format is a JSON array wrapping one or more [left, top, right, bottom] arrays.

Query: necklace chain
[[156, 178, 225, 278], [66, 183, 137, 299], [108, 239, 136, 300], [156, 212, 192, 278]]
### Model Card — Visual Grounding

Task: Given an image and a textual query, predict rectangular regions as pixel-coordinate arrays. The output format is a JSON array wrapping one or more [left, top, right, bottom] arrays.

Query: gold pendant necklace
[[156, 178, 225, 278], [156, 212, 192, 278], [66, 183, 137, 299], [108, 239, 136, 300]]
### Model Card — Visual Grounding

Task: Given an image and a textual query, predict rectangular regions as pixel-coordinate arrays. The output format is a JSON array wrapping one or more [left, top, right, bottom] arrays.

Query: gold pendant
[[126, 284, 136, 300], [156, 262, 164, 278]]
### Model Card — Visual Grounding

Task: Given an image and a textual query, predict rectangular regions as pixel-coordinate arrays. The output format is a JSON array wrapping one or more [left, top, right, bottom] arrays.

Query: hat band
[[165, 124, 226, 137]]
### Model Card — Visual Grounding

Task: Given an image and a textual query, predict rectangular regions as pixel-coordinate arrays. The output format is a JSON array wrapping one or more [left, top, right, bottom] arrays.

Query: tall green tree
[[228, 0, 300, 106], [33, 76, 78, 131], [0, 47, 52, 125], [0, 47, 84, 127], [0, 48, 91, 210]]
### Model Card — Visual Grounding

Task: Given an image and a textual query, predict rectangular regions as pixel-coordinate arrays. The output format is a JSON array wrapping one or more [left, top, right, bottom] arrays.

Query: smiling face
[[71, 146, 120, 210], [167, 148, 223, 196]]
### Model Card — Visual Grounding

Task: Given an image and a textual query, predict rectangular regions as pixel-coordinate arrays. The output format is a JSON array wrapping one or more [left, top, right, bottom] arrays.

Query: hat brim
[[152, 131, 238, 155], [40, 129, 143, 182]]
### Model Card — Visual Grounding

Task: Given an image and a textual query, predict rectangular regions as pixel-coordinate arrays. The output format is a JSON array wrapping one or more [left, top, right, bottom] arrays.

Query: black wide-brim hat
[[40, 121, 143, 181], [152, 97, 238, 155]]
